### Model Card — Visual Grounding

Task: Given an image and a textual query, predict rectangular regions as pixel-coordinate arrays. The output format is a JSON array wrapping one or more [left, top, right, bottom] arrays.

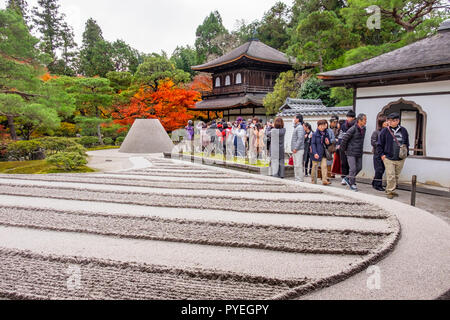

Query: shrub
[[115, 136, 125, 146], [7, 140, 42, 161], [46, 152, 87, 171], [103, 137, 114, 145], [0, 138, 12, 161], [65, 144, 87, 156], [36, 137, 80, 156], [54, 122, 79, 137], [79, 136, 100, 148], [5, 137, 85, 160]]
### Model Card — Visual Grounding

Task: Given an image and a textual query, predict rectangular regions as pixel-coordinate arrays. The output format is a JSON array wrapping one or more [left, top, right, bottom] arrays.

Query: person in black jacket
[[341, 113, 367, 192], [377, 113, 410, 199], [303, 123, 313, 176], [310, 120, 332, 185], [371, 116, 388, 191], [337, 111, 356, 185]]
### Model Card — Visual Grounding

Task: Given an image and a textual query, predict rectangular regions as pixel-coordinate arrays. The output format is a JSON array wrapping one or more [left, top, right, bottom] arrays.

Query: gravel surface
[[0, 155, 403, 300], [0, 183, 387, 218], [0, 175, 318, 194], [0, 206, 391, 255], [0, 248, 308, 300], [105, 171, 248, 179]]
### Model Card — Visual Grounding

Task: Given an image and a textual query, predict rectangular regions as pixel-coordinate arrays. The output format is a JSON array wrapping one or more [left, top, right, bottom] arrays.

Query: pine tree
[[31, 0, 76, 73], [6, 0, 29, 26], [78, 18, 114, 77], [195, 11, 228, 63], [52, 23, 78, 76], [0, 9, 74, 140]]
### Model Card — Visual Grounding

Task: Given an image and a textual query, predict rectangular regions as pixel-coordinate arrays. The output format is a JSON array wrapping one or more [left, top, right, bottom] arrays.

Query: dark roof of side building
[[277, 98, 352, 117], [192, 40, 295, 71], [318, 20, 450, 85], [190, 93, 266, 111]]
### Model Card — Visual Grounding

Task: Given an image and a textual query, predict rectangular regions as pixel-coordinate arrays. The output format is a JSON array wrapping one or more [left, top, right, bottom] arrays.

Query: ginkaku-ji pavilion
[[190, 39, 295, 121]]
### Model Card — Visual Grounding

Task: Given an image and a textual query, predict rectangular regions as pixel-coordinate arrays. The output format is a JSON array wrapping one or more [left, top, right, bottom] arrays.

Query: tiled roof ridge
[[192, 40, 293, 70]]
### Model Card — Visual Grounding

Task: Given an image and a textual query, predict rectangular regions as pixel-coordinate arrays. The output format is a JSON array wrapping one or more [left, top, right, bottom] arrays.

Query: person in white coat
[[291, 114, 305, 182]]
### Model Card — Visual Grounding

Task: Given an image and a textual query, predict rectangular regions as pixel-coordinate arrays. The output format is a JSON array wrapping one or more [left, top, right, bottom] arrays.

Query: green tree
[[290, 10, 358, 72], [111, 40, 141, 73], [15, 103, 60, 139], [347, 0, 449, 33], [195, 11, 228, 63], [291, 0, 346, 27], [0, 8, 48, 139], [106, 71, 133, 93], [257, 2, 291, 51], [132, 53, 190, 90], [31, 0, 76, 73], [171, 45, 198, 77], [78, 18, 114, 77], [263, 71, 301, 115], [232, 19, 260, 44], [51, 23, 78, 76], [64, 77, 114, 144], [298, 77, 336, 107], [340, 1, 402, 47], [6, 0, 30, 26], [331, 87, 354, 106]]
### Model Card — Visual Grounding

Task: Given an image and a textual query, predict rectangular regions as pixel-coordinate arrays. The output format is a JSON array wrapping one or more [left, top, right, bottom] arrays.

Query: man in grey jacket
[[291, 114, 306, 182]]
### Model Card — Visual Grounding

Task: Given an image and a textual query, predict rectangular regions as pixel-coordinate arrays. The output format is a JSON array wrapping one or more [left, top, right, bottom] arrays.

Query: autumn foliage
[[41, 72, 58, 82], [189, 73, 212, 93], [112, 80, 201, 132]]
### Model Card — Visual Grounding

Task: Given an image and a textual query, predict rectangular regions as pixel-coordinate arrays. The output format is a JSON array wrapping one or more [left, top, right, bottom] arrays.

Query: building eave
[[318, 65, 450, 88]]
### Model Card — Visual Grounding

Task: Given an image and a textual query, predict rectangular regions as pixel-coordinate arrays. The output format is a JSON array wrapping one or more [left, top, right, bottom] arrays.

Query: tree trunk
[[97, 123, 104, 145], [7, 115, 18, 141], [319, 53, 324, 73]]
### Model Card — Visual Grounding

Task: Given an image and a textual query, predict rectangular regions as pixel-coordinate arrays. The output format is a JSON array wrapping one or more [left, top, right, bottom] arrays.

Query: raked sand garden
[[0, 150, 448, 300]]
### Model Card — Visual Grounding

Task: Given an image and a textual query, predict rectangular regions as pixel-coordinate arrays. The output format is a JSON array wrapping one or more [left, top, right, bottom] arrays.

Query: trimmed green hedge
[[46, 152, 88, 171], [6, 137, 86, 161], [78, 136, 100, 148]]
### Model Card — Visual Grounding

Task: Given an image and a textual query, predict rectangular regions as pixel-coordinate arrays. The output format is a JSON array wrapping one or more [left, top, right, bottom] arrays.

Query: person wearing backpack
[[376, 113, 410, 200]]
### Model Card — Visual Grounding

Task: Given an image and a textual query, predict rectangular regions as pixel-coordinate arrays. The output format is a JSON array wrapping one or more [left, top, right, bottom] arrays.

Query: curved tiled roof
[[277, 98, 352, 117], [318, 20, 450, 79], [192, 40, 295, 71], [190, 94, 266, 111]]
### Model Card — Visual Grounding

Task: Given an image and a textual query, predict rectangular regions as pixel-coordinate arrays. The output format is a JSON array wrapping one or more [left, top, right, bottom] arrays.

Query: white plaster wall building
[[318, 20, 450, 189]]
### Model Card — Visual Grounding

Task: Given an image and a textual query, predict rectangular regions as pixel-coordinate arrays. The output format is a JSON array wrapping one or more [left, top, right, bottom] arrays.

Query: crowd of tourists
[[184, 111, 409, 200]]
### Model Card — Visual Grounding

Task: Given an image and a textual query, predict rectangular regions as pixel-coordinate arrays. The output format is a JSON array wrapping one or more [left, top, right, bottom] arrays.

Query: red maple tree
[[112, 80, 201, 132]]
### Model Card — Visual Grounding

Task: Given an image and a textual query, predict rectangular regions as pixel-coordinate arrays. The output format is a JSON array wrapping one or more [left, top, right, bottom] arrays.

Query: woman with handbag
[[310, 120, 332, 185]]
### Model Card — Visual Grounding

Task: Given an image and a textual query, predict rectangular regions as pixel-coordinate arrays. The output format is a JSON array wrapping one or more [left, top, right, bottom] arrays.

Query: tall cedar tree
[[111, 40, 141, 74], [195, 11, 228, 63], [6, 0, 30, 26], [31, 0, 76, 73], [78, 18, 114, 77], [257, 2, 291, 51]]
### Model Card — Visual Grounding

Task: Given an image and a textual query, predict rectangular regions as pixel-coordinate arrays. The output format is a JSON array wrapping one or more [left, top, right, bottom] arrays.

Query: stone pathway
[[0, 151, 444, 300]]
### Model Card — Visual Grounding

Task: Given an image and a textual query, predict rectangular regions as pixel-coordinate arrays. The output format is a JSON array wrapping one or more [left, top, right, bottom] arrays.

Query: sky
[[1, 0, 293, 55]]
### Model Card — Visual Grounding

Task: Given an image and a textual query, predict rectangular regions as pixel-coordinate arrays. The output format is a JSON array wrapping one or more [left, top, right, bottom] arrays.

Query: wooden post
[[411, 175, 417, 207]]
